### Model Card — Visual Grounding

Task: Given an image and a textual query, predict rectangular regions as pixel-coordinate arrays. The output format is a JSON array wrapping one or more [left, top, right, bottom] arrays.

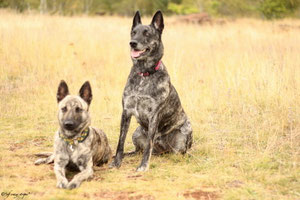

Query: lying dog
[[110, 11, 193, 172], [35, 80, 111, 189]]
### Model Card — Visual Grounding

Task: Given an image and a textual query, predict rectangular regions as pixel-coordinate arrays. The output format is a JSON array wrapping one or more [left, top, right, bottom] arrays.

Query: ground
[[0, 11, 299, 200]]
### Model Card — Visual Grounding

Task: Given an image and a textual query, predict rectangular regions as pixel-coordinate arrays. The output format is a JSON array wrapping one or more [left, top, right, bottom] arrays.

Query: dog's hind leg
[[166, 119, 193, 154], [132, 126, 169, 155], [35, 153, 55, 165], [113, 126, 146, 159], [34, 152, 52, 157], [132, 126, 148, 153], [111, 125, 145, 160]]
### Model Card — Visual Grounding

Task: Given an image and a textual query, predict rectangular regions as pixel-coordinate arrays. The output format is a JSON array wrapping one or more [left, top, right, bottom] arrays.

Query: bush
[[168, 2, 198, 14], [260, 0, 288, 19]]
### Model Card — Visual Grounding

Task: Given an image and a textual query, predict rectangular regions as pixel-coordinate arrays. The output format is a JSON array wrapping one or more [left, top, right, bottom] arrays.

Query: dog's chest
[[124, 94, 157, 119], [67, 143, 91, 170], [123, 78, 159, 121]]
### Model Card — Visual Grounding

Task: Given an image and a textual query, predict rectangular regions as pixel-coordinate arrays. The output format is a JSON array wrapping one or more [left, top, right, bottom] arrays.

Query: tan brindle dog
[[35, 80, 111, 189]]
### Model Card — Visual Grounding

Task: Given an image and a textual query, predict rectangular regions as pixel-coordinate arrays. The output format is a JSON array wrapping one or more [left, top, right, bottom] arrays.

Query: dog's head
[[130, 10, 164, 61], [56, 80, 92, 137]]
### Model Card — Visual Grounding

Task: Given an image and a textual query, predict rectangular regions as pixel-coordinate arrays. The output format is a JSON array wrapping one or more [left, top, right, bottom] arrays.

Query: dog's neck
[[133, 56, 162, 75], [59, 127, 90, 146], [59, 121, 90, 139], [136, 60, 162, 76]]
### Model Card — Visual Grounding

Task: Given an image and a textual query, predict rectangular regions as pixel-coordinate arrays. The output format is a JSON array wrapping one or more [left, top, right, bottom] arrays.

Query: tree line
[[0, 0, 299, 19]]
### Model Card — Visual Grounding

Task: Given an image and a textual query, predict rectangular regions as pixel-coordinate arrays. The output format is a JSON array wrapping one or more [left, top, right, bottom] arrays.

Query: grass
[[0, 11, 299, 199]]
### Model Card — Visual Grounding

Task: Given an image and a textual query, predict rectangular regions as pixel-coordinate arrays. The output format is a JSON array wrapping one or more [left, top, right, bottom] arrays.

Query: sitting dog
[[110, 11, 193, 172], [35, 80, 111, 189]]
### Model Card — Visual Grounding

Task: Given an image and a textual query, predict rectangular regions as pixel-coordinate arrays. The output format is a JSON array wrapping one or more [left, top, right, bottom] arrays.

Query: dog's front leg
[[136, 114, 159, 172], [54, 157, 69, 189], [109, 111, 132, 168], [67, 158, 93, 189]]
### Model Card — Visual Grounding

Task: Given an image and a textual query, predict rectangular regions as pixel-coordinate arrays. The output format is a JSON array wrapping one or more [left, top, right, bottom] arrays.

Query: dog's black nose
[[64, 121, 75, 130], [130, 41, 137, 48]]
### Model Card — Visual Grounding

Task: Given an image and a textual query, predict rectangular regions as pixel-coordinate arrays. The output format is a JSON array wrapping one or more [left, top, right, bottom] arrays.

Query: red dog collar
[[138, 60, 162, 77]]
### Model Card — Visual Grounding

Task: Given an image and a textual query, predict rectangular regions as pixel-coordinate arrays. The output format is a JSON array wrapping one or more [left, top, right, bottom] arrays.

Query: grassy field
[[0, 11, 299, 200]]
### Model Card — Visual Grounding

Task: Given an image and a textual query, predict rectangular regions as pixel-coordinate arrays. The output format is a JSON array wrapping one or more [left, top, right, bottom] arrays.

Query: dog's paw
[[108, 159, 121, 169], [56, 179, 68, 189], [34, 158, 46, 165], [67, 181, 80, 190], [136, 164, 149, 172]]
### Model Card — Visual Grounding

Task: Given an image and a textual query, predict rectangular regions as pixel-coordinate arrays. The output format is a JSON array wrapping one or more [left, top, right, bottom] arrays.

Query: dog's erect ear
[[151, 10, 164, 34], [57, 80, 69, 103], [79, 81, 92, 105], [132, 11, 142, 30]]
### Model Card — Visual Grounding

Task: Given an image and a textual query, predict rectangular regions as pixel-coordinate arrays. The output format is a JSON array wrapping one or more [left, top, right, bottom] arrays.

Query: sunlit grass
[[0, 11, 299, 199]]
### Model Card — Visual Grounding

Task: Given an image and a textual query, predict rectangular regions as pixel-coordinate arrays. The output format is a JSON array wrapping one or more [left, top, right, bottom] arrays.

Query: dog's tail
[[34, 152, 52, 157], [34, 152, 54, 165]]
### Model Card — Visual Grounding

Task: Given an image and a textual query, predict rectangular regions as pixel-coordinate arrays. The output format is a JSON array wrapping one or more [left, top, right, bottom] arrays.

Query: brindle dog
[[109, 11, 193, 172], [35, 80, 111, 189]]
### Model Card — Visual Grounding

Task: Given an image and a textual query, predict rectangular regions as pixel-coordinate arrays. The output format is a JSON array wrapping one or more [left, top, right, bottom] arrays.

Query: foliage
[[0, 0, 299, 18], [201, 0, 259, 17], [259, 0, 300, 19], [168, 0, 199, 15]]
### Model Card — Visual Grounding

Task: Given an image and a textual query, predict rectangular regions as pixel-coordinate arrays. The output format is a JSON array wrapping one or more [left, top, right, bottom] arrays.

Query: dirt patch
[[93, 175, 105, 181], [126, 174, 148, 182], [183, 190, 218, 200], [83, 192, 90, 198], [28, 176, 45, 182], [31, 138, 47, 146], [127, 174, 142, 179], [9, 142, 25, 151], [94, 191, 154, 200], [8, 138, 46, 152]]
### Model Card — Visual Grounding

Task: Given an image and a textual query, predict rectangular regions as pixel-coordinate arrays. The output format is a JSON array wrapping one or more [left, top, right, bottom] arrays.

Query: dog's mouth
[[131, 47, 150, 58]]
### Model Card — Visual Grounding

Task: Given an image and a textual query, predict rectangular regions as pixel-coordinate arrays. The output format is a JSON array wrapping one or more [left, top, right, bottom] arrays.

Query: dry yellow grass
[[0, 11, 299, 199]]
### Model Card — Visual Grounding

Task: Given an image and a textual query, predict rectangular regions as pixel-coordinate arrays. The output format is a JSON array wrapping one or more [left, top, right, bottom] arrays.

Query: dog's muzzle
[[130, 40, 138, 48], [63, 121, 76, 131]]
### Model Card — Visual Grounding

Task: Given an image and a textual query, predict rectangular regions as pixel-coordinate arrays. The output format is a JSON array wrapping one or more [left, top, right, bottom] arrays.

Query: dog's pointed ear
[[57, 80, 69, 103], [79, 81, 92, 105], [132, 11, 142, 30], [151, 10, 164, 34]]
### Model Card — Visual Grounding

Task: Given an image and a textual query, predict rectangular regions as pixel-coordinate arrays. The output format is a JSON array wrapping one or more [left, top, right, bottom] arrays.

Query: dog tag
[[69, 145, 74, 151]]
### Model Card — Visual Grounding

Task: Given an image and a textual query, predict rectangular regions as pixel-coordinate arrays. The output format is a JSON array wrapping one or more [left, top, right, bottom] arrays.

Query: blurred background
[[1, 0, 300, 19]]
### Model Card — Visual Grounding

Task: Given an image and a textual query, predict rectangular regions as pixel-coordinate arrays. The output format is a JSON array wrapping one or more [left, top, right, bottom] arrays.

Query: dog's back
[[90, 127, 112, 166]]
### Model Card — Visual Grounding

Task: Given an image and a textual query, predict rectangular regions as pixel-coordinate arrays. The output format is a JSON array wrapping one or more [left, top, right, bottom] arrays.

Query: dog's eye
[[75, 107, 82, 113], [143, 30, 149, 36], [61, 107, 67, 112], [132, 31, 136, 35]]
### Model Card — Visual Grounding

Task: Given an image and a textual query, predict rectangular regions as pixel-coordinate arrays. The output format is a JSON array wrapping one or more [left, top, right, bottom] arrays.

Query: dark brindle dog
[[35, 80, 111, 189], [109, 11, 193, 172]]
